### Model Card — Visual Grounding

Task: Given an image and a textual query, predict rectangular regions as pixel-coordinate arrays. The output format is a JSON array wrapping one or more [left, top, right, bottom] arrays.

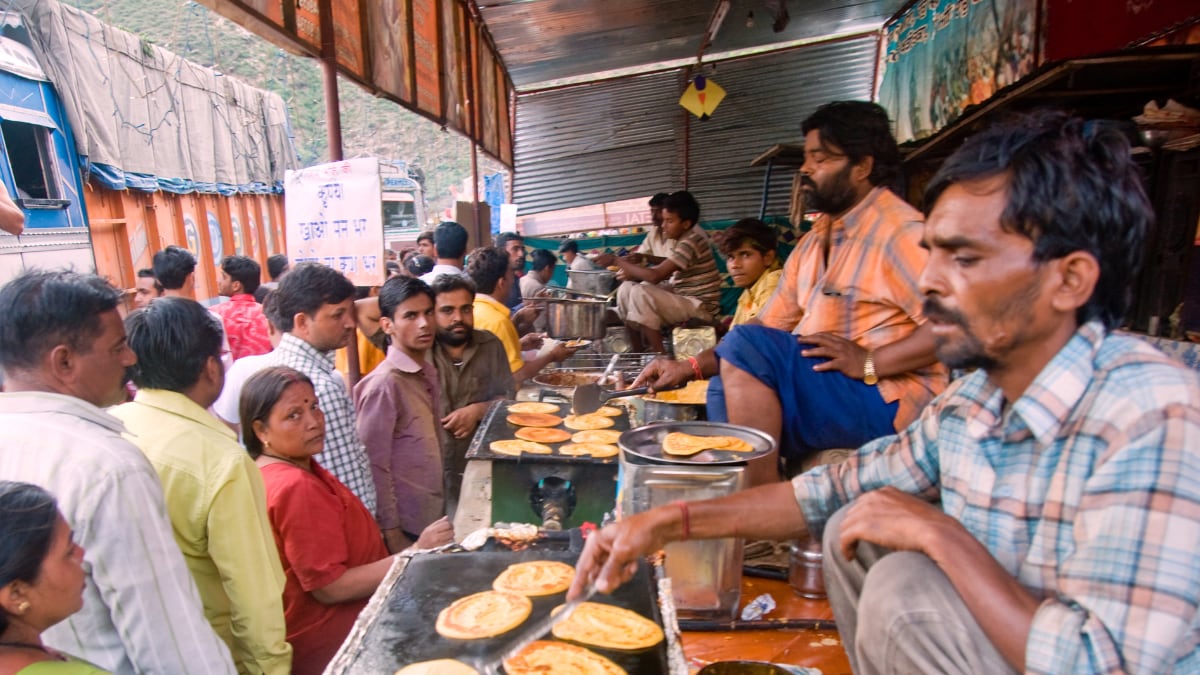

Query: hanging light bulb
[[746, 10, 755, 28]]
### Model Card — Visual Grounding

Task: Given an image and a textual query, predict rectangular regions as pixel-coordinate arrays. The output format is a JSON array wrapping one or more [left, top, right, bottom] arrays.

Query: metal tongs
[[473, 582, 599, 674]]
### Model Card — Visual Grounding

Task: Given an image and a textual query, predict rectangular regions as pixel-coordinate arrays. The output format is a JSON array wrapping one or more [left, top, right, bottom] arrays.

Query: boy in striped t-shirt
[[595, 191, 722, 352]]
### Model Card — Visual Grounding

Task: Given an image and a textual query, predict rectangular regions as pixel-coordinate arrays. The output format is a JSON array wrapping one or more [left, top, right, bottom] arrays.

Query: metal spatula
[[473, 582, 598, 674], [572, 381, 685, 415]]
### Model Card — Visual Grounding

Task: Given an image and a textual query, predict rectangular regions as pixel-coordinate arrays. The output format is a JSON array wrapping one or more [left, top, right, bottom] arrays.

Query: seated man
[[594, 191, 721, 353], [572, 110, 1200, 675], [717, 217, 783, 327], [559, 239, 599, 272], [466, 246, 577, 386], [635, 102, 945, 481]]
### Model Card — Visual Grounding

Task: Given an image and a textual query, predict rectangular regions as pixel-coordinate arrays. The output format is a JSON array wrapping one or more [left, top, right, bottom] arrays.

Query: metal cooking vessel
[[544, 298, 607, 340], [617, 421, 777, 618], [567, 269, 616, 295], [641, 396, 706, 423]]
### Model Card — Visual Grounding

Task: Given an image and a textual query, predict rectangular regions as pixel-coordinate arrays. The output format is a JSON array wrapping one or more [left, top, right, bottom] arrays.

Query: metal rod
[[759, 157, 775, 220], [317, 0, 360, 387]]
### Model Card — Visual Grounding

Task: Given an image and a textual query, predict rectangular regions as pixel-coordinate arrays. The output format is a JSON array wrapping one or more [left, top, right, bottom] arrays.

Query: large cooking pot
[[544, 298, 607, 340], [567, 269, 616, 295]]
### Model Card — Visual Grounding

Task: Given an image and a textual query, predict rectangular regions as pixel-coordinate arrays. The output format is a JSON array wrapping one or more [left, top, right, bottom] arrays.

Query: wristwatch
[[862, 351, 878, 386]]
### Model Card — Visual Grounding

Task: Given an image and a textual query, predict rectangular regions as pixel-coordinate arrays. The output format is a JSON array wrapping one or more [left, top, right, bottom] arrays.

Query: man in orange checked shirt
[[635, 102, 947, 483]]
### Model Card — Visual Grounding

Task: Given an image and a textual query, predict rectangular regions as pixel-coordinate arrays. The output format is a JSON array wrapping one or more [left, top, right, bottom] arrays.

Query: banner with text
[[878, 0, 1038, 144], [284, 158, 384, 286]]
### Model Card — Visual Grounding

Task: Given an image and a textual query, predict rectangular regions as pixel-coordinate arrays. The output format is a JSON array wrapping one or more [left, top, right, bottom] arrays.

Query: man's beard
[[922, 297, 998, 371], [802, 164, 859, 215], [437, 323, 471, 347]]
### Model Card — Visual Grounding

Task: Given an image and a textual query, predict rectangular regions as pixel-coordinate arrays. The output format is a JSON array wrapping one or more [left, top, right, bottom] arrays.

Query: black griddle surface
[[465, 399, 630, 464], [341, 548, 668, 673]]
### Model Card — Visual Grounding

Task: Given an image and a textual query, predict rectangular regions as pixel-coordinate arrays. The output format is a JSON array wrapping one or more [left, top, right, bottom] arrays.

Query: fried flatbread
[[550, 602, 664, 651], [563, 414, 615, 431], [394, 659, 477, 674], [492, 560, 576, 596], [592, 405, 622, 417], [558, 443, 619, 458], [514, 427, 573, 444], [506, 412, 564, 428], [507, 401, 562, 415], [490, 439, 553, 456], [644, 379, 710, 405], [503, 641, 625, 675], [435, 590, 532, 640], [661, 431, 750, 456], [571, 429, 623, 445]]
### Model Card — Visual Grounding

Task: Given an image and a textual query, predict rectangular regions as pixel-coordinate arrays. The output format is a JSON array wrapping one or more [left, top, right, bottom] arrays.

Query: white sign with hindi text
[[284, 158, 384, 286]]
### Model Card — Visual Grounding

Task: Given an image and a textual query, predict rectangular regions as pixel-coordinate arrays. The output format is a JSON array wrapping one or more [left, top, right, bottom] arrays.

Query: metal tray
[[465, 400, 631, 465], [328, 548, 671, 674], [619, 421, 776, 466]]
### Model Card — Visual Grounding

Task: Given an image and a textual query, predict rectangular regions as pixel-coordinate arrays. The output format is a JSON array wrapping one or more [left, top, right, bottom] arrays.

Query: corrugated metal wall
[[512, 35, 880, 220], [513, 70, 686, 215]]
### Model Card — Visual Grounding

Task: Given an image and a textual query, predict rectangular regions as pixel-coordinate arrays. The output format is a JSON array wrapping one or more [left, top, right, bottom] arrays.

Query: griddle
[[466, 399, 631, 464], [332, 548, 670, 673]]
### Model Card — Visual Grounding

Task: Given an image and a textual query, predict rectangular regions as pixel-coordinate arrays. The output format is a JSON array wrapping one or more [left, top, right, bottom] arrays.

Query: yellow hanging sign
[[679, 75, 725, 120]]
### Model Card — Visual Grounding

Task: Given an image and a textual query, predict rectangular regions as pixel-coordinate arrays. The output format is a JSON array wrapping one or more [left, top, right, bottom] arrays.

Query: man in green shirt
[[112, 298, 292, 675]]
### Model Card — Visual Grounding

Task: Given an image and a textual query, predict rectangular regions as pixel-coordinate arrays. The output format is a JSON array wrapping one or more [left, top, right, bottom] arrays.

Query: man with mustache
[[636, 101, 945, 481], [354, 276, 451, 553], [575, 111, 1200, 674], [429, 274, 514, 510]]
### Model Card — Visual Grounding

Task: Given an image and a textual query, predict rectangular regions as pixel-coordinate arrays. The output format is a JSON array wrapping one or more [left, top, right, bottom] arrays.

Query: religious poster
[[284, 158, 384, 286], [877, 0, 1038, 143]]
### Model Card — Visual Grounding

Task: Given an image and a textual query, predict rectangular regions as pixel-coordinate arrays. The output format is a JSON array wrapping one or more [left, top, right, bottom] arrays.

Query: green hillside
[[69, 0, 505, 223]]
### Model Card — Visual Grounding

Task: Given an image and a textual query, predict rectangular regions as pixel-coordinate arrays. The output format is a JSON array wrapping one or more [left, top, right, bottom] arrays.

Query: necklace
[[0, 641, 58, 658], [259, 453, 309, 470]]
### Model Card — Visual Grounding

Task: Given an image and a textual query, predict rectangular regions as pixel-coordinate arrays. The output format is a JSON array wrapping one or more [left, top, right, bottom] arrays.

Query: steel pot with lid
[[616, 421, 776, 618]]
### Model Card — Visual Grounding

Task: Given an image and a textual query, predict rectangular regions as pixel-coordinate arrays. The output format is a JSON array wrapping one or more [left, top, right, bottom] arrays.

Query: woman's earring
[[16, 600, 30, 613]]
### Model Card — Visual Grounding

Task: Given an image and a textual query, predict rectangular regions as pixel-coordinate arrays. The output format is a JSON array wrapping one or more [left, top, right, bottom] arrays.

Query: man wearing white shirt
[[419, 221, 471, 286], [0, 270, 236, 675]]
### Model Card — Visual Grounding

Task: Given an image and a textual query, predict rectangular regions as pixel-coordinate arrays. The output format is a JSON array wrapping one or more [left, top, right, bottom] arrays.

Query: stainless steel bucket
[[544, 298, 607, 340]]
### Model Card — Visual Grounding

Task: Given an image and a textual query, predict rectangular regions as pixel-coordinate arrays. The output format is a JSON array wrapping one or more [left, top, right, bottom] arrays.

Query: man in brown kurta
[[429, 275, 515, 511]]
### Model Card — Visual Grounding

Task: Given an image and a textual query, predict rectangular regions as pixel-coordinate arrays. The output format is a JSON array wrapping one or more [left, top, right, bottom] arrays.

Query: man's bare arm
[[804, 322, 939, 380], [615, 256, 678, 285], [570, 481, 806, 597]]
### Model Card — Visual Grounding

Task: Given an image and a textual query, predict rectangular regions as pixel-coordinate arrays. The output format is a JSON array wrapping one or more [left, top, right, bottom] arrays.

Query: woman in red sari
[[240, 367, 451, 674]]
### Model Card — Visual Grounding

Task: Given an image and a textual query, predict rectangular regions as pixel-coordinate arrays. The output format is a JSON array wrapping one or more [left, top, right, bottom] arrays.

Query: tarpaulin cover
[[11, 0, 299, 195]]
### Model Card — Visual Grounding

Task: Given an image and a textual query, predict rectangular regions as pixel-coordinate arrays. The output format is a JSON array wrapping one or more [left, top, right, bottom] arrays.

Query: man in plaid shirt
[[267, 263, 376, 513], [572, 111, 1200, 673]]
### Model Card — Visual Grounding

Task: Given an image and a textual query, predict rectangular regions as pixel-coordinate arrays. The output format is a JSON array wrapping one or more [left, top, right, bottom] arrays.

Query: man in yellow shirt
[[466, 246, 577, 387], [719, 218, 783, 326], [112, 297, 292, 675]]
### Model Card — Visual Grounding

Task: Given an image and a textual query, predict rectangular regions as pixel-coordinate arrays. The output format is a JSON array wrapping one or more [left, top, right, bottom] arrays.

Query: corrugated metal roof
[[479, 0, 907, 91], [512, 35, 880, 218]]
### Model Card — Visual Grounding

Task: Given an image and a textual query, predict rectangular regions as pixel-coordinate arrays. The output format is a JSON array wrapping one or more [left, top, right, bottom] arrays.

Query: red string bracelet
[[687, 356, 703, 381], [672, 500, 691, 541]]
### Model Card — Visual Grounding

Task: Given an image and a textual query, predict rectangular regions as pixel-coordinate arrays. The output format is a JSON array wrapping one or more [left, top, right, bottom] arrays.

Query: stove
[[462, 399, 630, 530]]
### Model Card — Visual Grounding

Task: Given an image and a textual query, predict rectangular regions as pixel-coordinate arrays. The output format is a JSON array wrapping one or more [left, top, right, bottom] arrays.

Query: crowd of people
[[0, 99, 1197, 675]]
